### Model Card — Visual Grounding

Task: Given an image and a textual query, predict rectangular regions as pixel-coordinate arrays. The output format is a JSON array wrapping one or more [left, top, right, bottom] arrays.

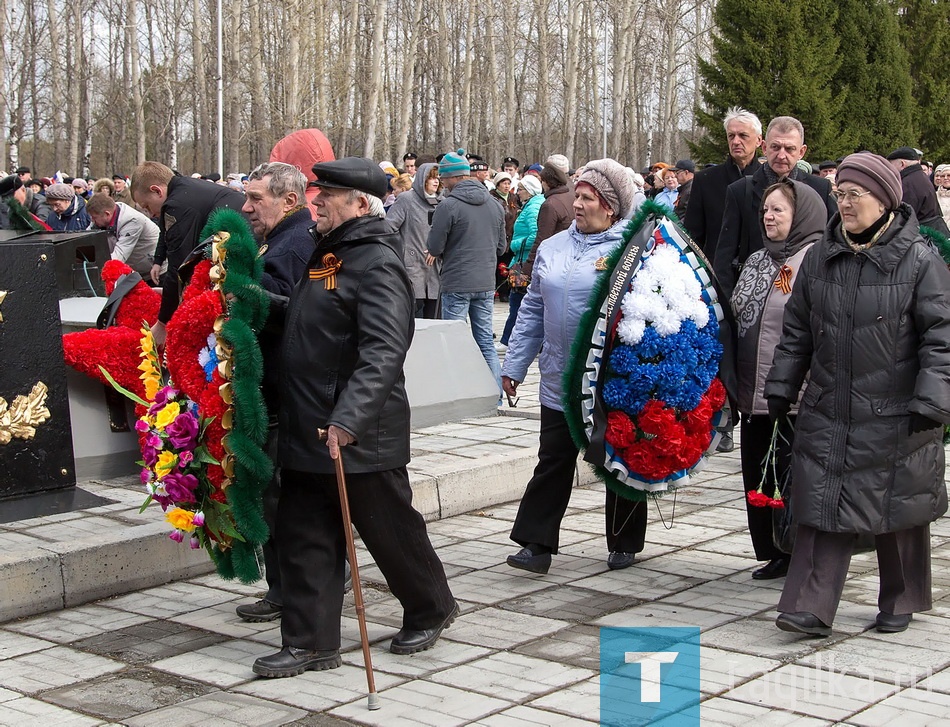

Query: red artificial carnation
[[62, 327, 147, 399], [747, 490, 772, 507], [707, 378, 727, 411], [100, 259, 161, 330], [768, 498, 786, 509], [606, 411, 637, 449], [165, 290, 224, 402], [198, 371, 228, 493], [682, 395, 714, 436], [638, 400, 677, 436], [182, 260, 214, 301]]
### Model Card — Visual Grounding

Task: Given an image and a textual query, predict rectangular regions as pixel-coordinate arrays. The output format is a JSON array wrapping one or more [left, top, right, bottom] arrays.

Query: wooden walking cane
[[318, 428, 380, 710]]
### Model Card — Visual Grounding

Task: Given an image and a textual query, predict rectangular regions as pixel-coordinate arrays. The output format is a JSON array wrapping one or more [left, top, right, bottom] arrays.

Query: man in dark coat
[[714, 116, 837, 301], [683, 107, 763, 260], [887, 146, 950, 236], [253, 157, 457, 678], [683, 107, 763, 454], [671, 159, 694, 219], [130, 161, 245, 345], [232, 162, 317, 624]]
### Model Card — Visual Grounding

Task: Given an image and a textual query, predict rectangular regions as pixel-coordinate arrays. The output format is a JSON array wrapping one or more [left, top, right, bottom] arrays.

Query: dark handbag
[[507, 261, 529, 290]]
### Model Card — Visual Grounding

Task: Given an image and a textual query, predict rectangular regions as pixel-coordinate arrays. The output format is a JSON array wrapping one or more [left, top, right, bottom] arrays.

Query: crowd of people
[[2, 108, 950, 676]]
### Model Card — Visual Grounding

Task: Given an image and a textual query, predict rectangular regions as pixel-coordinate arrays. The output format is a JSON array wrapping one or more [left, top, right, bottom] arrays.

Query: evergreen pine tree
[[895, 0, 950, 160], [832, 0, 915, 157], [691, 0, 843, 163]]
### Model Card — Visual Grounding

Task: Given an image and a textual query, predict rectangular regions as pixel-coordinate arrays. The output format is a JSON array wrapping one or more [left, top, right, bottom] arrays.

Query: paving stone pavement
[[2, 301, 950, 725]]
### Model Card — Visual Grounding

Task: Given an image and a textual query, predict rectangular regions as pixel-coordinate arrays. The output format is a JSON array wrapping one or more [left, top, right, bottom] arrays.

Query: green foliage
[[692, 0, 919, 163], [896, 0, 950, 160], [832, 0, 915, 154], [691, 0, 841, 162]]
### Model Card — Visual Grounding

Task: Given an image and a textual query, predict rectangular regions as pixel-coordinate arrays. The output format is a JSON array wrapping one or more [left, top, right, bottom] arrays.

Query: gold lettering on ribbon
[[0, 290, 6, 322], [0, 382, 51, 444]]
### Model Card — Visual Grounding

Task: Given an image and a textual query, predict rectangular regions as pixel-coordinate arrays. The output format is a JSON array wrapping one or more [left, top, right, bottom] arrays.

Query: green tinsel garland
[[562, 200, 703, 502], [921, 224, 950, 446], [197, 207, 273, 583]]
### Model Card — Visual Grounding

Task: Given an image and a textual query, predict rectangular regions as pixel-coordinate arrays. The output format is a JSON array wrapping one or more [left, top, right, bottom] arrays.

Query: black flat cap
[[887, 146, 921, 161], [672, 159, 695, 173], [818, 160, 837, 170], [15, 166, 30, 175], [311, 157, 388, 198], [112, 173, 126, 180], [0, 174, 23, 198]]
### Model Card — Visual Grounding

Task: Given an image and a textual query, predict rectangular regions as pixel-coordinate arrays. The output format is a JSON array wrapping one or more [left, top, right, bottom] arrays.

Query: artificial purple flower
[[145, 433, 163, 450], [168, 529, 184, 543], [178, 450, 194, 468], [165, 412, 199, 451], [189, 535, 201, 550], [142, 445, 158, 468], [192, 511, 205, 527], [134, 418, 150, 433], [162, 472, 199, 503], [149, 386, 179, 415], [140, 468, 152, 485]]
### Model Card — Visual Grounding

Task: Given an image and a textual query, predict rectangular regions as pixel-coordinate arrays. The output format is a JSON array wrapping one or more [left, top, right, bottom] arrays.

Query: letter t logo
[[625, 651, 679, 702]]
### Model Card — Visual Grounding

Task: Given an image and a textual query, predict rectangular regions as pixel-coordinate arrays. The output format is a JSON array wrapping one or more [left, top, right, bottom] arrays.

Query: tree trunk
[[361, 0, 388, 158], [394, 0, 423, 162], [129, 0, 147, 165]]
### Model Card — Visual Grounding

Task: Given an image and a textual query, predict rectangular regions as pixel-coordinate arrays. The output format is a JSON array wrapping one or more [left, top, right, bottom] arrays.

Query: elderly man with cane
[[252, 157, 457, 681]]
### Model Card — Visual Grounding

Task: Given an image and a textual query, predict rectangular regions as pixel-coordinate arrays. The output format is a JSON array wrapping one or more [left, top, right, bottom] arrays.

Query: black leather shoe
[[390, 601, 460, 655], [716, 433, 735, 453], [876, 612, 912, 633], [775, 612, 832, 637], [752, 557, 790, 580], [607, 552, 635, 570], [236, 599, 282, 622], [506, 547, 552, 574], [252, 646, 341, 678]]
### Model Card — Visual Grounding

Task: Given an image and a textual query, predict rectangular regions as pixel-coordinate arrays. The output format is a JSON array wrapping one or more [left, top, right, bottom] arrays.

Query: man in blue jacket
[[426, 149, 508, 396]]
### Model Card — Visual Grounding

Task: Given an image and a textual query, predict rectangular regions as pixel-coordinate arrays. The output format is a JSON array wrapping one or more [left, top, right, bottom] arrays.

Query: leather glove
[[767, 397, 791, 424], [909, 413, 941, 435]]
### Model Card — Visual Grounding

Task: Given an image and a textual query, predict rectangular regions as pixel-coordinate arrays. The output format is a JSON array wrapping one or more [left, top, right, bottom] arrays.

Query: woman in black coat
[[765, 152, 950, 637]]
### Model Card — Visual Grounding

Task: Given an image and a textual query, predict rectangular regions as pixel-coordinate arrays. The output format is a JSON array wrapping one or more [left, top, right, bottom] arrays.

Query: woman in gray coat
[[387, 162, 441, 318], [765, 152, 950, 637]]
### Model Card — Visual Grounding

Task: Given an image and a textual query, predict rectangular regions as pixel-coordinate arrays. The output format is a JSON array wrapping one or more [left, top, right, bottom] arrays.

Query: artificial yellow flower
[[144, 376, 161, 400], [155, 402, 181, 429], [166, 507, 196, 532], [155, 450, 177, 478]]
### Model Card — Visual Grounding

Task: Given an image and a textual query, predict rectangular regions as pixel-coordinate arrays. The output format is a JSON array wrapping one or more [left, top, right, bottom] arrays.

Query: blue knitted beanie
[[439, 149, 471, 178]]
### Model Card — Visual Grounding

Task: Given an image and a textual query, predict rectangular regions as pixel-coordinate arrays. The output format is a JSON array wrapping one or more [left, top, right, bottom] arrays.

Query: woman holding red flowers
[[730, 179, 827, 581]]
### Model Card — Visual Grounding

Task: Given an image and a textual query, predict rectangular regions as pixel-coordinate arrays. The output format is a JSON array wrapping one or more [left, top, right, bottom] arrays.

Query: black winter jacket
[[277, 215, 414, 474], [258, 207, 315, 415], [682, 156, 760, 259], [900, 163, 950, 237], [765, 205, 950, 534], [155, 176, 246, 323]]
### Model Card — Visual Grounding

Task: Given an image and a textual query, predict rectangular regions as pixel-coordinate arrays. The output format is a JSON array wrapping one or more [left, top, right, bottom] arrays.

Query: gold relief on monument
[[0, 382, 51, 444]]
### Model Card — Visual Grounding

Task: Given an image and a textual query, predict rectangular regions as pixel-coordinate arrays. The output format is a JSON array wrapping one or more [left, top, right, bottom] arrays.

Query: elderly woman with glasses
[[765, 152, 950, 637]]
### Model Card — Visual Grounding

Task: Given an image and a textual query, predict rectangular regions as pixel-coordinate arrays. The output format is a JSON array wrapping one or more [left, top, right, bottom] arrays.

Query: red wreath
[[604, 378, 725, 482]]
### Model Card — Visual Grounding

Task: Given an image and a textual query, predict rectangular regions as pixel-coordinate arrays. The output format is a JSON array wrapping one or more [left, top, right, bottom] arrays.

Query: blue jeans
[[500, 288, 526, 345], [441, 291, 502, 395]]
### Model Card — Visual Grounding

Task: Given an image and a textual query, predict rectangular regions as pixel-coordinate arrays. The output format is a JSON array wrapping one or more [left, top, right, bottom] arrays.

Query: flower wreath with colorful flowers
[[68, 208, 272, 582], [564, 200, 728, 500]]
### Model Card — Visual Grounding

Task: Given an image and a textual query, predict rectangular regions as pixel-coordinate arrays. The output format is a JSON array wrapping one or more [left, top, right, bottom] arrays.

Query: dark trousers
[[260, 426, 282, 604], [778, 523, 933, 625], [500, 288, 526, 345], [415, 298, 439, 319], [277, 467, 455, 651], [510, 405, 648, 554], [740, 414, 794, 561]]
